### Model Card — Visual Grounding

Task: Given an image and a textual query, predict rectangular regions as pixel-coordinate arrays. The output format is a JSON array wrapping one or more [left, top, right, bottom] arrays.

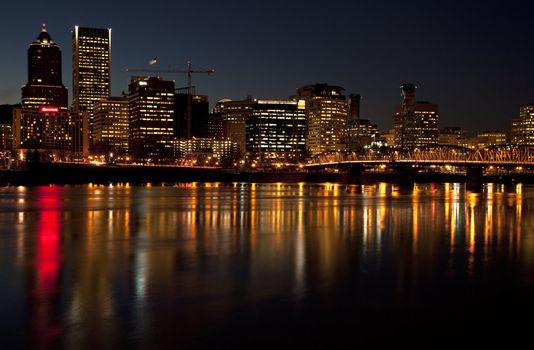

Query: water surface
[[0, 183, 533, 348]]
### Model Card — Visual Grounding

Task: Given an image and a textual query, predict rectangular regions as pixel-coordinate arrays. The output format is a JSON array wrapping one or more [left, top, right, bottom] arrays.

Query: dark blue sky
[[1, 0, 534, 134]]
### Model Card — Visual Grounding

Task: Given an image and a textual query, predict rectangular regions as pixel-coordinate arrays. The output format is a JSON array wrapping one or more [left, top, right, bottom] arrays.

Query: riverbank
[[0, 163, 533, 186]]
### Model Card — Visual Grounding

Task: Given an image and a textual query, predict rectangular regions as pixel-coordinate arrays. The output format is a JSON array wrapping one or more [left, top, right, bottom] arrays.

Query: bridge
[[305, 146, 534, 187]]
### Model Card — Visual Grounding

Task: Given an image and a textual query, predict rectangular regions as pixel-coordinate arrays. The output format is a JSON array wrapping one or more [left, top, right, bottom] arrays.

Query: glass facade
[[72, 27, 112, 114]]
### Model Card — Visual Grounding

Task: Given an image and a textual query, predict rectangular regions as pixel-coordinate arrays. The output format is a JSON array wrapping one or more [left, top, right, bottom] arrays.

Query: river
[[0, 183, 533, 348]]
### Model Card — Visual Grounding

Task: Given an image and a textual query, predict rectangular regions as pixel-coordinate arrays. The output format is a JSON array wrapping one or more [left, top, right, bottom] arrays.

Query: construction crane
[[126, 61, 214, 139]]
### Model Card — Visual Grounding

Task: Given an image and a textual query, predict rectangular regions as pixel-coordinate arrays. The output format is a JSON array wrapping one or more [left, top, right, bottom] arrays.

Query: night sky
[[1, 0, 533, 134]]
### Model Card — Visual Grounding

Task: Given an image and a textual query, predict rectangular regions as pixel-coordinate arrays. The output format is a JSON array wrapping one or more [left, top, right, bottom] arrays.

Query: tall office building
[[92, 97, 129, 154], [15, 25, 85, 156], [511, 105, 534, 146], [128, 76, 175, 161], [297, 84, 348, 156], [394, 84, 439, 149], [214, 99, 252, 155], [72, 26, 112, 114], [174, 94, 209, 138], [438, 127, 469, 147], [21, 24, 68, 110], [245, 99, 307, 163], [215, 98, 306, 162], [476, 131, 507, 148]]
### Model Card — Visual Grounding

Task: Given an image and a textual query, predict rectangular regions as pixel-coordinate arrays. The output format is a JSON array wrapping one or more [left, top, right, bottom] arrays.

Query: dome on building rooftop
[[37, 23, 53, 44]]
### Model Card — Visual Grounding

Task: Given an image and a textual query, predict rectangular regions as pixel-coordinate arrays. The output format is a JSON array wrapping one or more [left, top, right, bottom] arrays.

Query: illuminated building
[[174, 94, 209, 138], [346, 119, 379, 149], [72, 26, 112, 114], [207, 112, 224, 138], [0, 124, 13, 151], [245, 99, 307, 163], [511, 105, 534, 146], [438, 127, 470, 147], [215, 98, 306, 163], [92, 97, 129, 154], [394, 84, 439, 149], [174, 138, 238, 165], [21, 25, 68, 110], [128, 76, 175, 162], [13, 107, 85, 153], [476, 131, 507, 148], [0, 105, 18, 151], [15, 26, 85, 156], [297, 84, 347, 156], [214, 99, 251, 155]]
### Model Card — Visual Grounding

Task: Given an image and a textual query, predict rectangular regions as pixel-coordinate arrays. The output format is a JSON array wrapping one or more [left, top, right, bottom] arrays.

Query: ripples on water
[[0, 183, 533, 348]]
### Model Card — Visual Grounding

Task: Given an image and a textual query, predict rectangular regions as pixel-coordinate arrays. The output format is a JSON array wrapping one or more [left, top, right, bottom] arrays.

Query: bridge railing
[[313, 146, 534, 165]]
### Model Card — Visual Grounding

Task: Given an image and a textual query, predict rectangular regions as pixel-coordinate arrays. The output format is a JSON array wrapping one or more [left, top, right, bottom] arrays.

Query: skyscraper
[[214, 99, 252, 155], [174, 94, 210, 138], [92, 97, 129, 154], [128, 76, 175, 161], [393, 84, 439, 149], [15, 25, 84, 156], [21, 24, 68, 110], [297, 84, 348, 157], [511, 105, 534, 146], [72, 26, 112, 114], [244, 99, 307, 163]]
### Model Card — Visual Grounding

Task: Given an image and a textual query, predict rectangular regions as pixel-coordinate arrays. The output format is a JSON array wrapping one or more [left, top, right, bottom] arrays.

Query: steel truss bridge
[[306, 146, 534, 168]]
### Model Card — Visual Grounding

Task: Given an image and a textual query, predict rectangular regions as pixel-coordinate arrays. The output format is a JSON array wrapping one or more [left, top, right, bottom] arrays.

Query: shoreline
[[0, 163, 533, 186]]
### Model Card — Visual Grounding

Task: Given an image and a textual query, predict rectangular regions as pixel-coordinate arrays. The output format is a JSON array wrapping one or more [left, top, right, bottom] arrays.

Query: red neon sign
[[40, 106, 59, 113]]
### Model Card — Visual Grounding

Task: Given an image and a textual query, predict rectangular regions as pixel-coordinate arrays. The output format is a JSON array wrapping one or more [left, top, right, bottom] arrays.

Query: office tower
[[72, 27, 111, 114], [216, 98, 306, 163], [174, 93, 209, 138], [128, 76, 175, 161], [174, 138, 238, 166], [297, 84, 348, 157], [476, 131, 507, 149], [92, 97, 129, 154], [15, 25, 84, 156], [207, 112, 224, 139], [438, 127, 469, 147], [21, 24, 68, 110], [511, 105, 534, 146], [346, 93, 377, 151], [347, 119, 379, 149], [244, 99, 307, 163], [394, 84, 439, 149], [214, 99, 251, 155]]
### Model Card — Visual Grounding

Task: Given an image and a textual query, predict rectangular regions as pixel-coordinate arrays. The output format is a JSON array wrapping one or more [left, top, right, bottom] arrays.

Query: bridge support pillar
[[466, 166, 484, 191], [395, 163, 415, 186], [346, 165, 362, 184]]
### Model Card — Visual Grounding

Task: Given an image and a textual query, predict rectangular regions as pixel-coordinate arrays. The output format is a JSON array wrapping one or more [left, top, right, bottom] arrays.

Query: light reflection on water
[[0, 182, 533, 348]]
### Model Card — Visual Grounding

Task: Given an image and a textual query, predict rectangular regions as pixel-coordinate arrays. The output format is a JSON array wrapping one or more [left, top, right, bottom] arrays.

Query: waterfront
[[1, 183, 533, 348]]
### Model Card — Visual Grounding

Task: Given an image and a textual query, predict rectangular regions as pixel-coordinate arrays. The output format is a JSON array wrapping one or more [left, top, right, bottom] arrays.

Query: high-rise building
[[216, 98, 307, 163], [245, 99, 307, 163], [21, 25, 68, 110], [394, 84, 439, 149], [297, 84, 348, 156], [15, 25, 85, 157], [128, 76, 175, 161], [438, 127, 470, 148], [207, 112, 224, 139], [347, 119, 379, 149], [214, 99, 252, 155], [92, 97, 129, 154], [72, 26, 112, 114], [174, 94, 209, 138], [511, 105, 534, 146], [174, 138, 238, 166], [476, 131, 507, 149]]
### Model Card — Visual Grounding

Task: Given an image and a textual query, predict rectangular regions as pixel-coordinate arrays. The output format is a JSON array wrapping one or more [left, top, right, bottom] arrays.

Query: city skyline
[[0, 0, 533, 134]]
